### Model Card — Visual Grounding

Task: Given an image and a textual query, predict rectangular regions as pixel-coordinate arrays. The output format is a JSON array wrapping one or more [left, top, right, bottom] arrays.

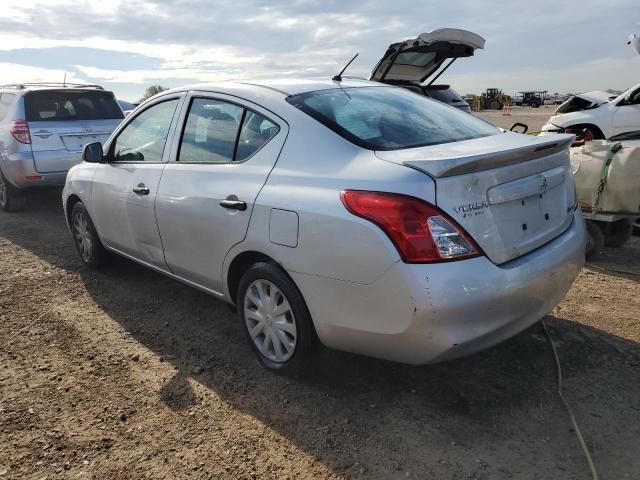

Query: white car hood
[[573, 91, 613, 104]]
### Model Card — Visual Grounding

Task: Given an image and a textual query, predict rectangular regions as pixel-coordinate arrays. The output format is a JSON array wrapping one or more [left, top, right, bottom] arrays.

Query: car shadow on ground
[[2, 189, 640, 478]]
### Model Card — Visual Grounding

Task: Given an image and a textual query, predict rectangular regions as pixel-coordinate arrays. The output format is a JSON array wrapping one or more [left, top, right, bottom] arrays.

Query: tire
[[633, 218, 640, 236], [237, 261, 316, 374], [70, 202, 110, 268], [604, 219, 633, 248], [585, 220, 605, 260], [489, 100, 501, 110], [0, 172, 27, 212]]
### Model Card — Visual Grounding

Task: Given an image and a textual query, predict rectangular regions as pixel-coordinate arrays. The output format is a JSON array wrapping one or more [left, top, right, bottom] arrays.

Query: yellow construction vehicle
[[472, 88, 510, 110]]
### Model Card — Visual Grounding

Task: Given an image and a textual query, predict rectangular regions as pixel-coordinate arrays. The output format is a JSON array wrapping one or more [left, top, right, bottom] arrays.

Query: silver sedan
[[62, 78, 586, 373]]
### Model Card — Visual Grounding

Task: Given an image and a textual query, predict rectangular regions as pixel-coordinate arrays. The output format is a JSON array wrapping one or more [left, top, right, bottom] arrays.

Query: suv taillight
[[341, 190, 481, 263], [10, 120, 31, 144]]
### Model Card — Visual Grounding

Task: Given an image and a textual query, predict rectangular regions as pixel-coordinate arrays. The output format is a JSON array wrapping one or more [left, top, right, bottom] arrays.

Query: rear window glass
[[395, 51, 437, 67], [287, 86, 499, 150], [25, 91, 124, 121]]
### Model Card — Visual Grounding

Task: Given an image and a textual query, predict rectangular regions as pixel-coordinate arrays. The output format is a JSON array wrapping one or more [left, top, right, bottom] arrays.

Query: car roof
[[166, 77, 383, 97], [0, 83, 108, 94]]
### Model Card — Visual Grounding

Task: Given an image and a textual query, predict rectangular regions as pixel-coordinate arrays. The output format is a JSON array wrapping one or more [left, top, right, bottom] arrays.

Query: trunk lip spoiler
[[384, 134, 574, 178]]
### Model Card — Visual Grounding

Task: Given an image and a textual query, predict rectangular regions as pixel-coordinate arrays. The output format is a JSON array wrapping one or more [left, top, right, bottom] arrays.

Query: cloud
[[0, 0, 638, 100]]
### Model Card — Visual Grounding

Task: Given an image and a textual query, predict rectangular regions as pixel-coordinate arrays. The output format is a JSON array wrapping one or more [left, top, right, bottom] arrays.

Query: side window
[[112, 99, 179, 162], [235, 111, 280, 161], [179, 98, 243, 163]]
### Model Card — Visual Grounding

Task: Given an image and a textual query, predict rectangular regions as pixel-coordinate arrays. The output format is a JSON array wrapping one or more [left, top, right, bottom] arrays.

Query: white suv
[[0, 83, 123, 211], [541, 82, 640, 142]]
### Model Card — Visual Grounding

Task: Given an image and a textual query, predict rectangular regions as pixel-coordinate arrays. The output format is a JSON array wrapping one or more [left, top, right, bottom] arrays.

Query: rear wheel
[[585, 220, 605, 259], [71, 202, 109, 268], [237, 261, 316, 374], [604, 219, 633, 248], [0, 172, 27, 212], [489, 100, 502, 110]]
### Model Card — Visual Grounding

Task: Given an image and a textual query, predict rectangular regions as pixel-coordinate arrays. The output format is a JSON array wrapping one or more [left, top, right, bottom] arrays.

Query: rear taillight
[[340, 190, 481, 263], [10, 120, 31, 144]]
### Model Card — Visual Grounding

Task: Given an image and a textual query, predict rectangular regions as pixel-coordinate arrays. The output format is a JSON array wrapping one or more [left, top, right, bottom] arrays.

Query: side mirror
[[510, 122, 529, 134], [82, 142, 104, 163]]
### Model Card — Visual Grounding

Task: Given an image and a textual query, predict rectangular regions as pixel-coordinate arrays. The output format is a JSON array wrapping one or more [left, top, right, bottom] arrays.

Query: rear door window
[[178, 98, 279, 163], [25, 90, 124, 121], [179, 98, 243, 163]]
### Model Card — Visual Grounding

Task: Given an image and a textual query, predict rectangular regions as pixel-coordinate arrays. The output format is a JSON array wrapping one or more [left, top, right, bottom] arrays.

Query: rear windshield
[[286, 86, 499, 150], [25, 90, 124, 122]]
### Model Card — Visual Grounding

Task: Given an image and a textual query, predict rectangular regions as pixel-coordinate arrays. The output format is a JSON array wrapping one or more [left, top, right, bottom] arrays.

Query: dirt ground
[[476, 105, 557, 133], [1, 185, 639, 479]]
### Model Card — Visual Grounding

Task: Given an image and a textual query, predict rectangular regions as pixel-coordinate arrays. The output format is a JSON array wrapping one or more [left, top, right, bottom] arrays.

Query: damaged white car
[[541, 82, 640, 142]]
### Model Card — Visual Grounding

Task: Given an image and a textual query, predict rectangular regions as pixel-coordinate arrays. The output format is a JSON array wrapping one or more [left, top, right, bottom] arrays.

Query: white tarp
[[572, 139, 640, 214]]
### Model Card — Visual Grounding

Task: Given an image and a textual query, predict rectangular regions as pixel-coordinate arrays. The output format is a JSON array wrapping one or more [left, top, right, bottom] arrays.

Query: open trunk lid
[[376, 132, 577, 264], [370, 28, 485, 84], [25, 89, 123, 173]]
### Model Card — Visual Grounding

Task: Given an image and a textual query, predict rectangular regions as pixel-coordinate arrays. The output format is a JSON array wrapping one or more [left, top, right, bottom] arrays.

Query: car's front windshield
[[287, 86, 500, 151]]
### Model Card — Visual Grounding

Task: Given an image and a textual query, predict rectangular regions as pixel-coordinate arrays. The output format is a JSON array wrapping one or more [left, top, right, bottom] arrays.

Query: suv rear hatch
[[376, 133, 577, 264], [25, 89, 123, 173], [370, 28, 485, 84]]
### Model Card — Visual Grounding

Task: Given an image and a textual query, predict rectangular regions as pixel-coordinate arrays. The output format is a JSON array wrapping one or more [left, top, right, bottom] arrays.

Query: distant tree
[[139, 85, 167, 102]]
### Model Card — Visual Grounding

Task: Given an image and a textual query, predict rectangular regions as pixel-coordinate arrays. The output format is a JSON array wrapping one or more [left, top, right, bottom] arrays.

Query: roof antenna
[[63, 72, 67, 87], [332, 53, 358, 82]]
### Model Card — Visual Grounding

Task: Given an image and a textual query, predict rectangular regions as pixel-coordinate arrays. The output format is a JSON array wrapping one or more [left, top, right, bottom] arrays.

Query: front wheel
[[604, 219, 632, 248], [71, 202, 110, 268], [237, 262, 316, 374], [0, 172, 27, 212]]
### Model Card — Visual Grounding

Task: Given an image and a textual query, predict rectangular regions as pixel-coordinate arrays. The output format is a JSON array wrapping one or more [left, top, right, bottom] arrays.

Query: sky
[[0, 0, 638, 101]]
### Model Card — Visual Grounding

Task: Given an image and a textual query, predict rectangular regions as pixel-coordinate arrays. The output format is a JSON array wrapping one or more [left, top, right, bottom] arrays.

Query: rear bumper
[[0, 151, 70, 188], [292, 210, 586, 364]]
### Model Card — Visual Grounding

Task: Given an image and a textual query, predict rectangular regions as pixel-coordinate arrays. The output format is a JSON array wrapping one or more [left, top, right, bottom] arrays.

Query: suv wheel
[[604, 219, 633, 248], [0, 172, 27, 212], [237, 262, 316, 374], [585, 220, 605, 259], [71, 202, 109, 268]]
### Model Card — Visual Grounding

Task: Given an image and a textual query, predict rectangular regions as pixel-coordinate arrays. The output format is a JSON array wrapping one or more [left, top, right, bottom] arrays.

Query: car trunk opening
[[376, 133, 577, 264], [370, 28, 485, 84], [25, 89, 124, 173]]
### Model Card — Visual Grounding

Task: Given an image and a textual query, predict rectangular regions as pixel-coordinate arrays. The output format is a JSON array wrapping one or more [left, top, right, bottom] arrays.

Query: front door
[[611, 87, 640, 137], [155, 93, 287, 293], [90, 96, 183, 269]]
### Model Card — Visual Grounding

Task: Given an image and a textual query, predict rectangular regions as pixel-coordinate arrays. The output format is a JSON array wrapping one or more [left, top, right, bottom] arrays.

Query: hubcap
[[73, 211, 93, 262], [244, 279, 297, 363], [0, 177, 6, 208]]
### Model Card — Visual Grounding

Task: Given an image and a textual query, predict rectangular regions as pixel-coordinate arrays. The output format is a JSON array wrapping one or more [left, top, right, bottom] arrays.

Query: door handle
[[219, 197, 247, 211], [132, 184, 150, 195]]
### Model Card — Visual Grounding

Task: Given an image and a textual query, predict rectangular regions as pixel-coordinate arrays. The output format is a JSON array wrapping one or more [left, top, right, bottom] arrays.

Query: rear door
[[25, 89, 124, 173], [90, 95, 183, 268], [370, 28, 485, 83], [155, 92, 287, 293], [611, 86, 640, 137]]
